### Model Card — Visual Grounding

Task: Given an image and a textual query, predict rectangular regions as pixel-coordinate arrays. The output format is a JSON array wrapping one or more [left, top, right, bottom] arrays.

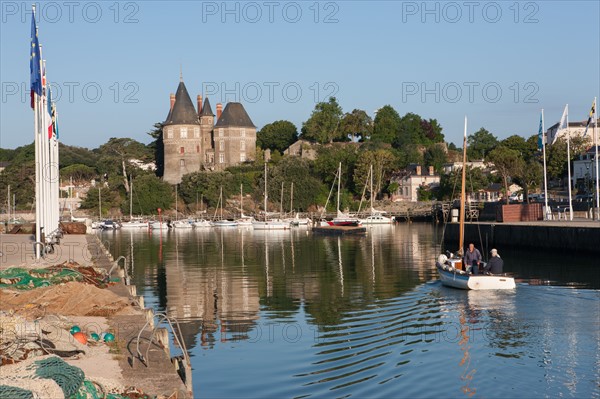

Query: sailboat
[[211, 186, 238, 227], [172, 184, 193, 229], [235, 184, 254, 226], [283, 182, 311, 226], [121, 176, 149, 229], [323, 162, 361, 226], [192, 193, 211, 227], [436, 117, 516, 290], [252, 163, 290, 230], [359, 165, 393, 225]]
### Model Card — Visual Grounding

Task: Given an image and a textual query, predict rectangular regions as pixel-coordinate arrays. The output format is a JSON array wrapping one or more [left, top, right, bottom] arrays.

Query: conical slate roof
[[200, 97, 214, 117], [164, 81, 199, 126], [215, 102, 255, 128]]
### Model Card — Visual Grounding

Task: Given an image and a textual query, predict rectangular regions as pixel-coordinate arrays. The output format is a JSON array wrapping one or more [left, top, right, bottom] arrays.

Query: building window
[[218, 128, 224, 137], [220, 140, 224, 151], [196, 145, 200, 153], [180, 127, 187, 139], [241, 128, 246, 137], [167, 128, 173, 139], [180, 146, 184, 154], [194, 127, 200, 138], [180, 159, 185, 167], [219, 153, 225, 164], [240, 140, 246, 151], [240, 153, 246, 162]]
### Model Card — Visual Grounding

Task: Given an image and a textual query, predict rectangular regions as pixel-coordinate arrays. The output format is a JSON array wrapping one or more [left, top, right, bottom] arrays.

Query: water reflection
[[101, 225, 599, 398]]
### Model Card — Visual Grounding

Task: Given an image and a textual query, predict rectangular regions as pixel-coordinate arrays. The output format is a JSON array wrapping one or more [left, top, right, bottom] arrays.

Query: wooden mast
[[458, 116, 468, 256]]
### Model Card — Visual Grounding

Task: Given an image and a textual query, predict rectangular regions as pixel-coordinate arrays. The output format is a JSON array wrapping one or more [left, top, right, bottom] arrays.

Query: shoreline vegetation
[[1, 99, 593, 220]]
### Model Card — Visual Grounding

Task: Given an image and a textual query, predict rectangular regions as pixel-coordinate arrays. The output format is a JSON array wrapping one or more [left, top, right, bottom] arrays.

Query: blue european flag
[[30, 11, 42, 108]]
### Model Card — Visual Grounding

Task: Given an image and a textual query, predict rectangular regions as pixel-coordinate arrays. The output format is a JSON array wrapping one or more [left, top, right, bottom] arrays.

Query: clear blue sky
[[1, 1, 599, 150]]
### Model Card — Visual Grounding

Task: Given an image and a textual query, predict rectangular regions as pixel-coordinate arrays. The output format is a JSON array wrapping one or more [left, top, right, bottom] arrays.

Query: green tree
[[268, 157, 326, 211], [127, 174, 173, 214], [95, 137, 153, 193], [257, 120, 298, 153], [501, 135, 537, 161], [467, 128, 498, 160], [424, 144, 448, 173], [313, 144, 359, 190], [339, 109, 372, 142], [301, 97, 344, 144], [353, 149, 397, 199], [488, 146, 523, 203], [147, 122, 164, 177], [60, 164, 97, 183], [513, 159, 542, 202], [80, 185, 121, 215], [437, 166, 490, 200], [372, 105, 400, 143]]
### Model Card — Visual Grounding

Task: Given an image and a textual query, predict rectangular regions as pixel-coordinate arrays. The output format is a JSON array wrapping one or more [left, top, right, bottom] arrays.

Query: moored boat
[[436, 117, 515, 291]]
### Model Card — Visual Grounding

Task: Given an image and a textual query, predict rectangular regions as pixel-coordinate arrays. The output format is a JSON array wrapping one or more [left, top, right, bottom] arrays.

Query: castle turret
[[162, 80, 202, 184], [213, 102, 257, 170]]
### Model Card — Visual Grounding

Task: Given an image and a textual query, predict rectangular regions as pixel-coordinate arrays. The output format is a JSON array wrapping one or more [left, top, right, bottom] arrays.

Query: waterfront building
[[546, 119, 599, 146], [163, 78, 257, 184], [391, 165, 440, 202]]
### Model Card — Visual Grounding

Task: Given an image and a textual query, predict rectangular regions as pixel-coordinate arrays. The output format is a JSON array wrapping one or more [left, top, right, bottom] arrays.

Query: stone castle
[[162, 78, 256, 184]]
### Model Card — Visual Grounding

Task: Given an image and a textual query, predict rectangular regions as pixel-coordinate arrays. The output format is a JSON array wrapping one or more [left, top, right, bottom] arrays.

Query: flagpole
[[594, 96, 599, 221], [542, 109, 550, 219], [566, 104, 573, 220]]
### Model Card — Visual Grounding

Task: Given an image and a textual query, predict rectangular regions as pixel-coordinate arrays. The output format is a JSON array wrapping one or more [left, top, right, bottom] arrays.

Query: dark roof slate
[[164, 81, 199, 126], [214, 102, 255, 128], [200, 97, 214, 117]]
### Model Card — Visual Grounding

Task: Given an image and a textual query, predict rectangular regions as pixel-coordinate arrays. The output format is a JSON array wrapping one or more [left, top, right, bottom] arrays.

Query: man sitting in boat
[[463, 243, 482, 275], [484, 249, 504, 275]]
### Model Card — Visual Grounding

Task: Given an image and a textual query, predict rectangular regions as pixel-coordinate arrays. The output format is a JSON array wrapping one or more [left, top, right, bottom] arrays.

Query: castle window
[[240, 140, 246, 151], [180, 127, 188, 139], [219, 153, 225, 164], [180, 159, 185, 167], [167, 128, 173, 139], [194, 127, 200, 138], [241, 128, 246, 137], [196, 145, 200, 153], [240, 153, 246, 162], [218, 128, 224, 137], [180, 147, 185, 154], [220, 140, 224, 151]]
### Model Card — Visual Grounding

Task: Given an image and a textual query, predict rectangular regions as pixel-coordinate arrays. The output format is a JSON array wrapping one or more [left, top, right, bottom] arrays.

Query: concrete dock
[[443, 220, 600, 253], [0, 233, 190, 397]]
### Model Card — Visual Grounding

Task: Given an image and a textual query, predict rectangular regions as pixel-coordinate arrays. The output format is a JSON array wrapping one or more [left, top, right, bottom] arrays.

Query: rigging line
[[466, 165, 485, 260]]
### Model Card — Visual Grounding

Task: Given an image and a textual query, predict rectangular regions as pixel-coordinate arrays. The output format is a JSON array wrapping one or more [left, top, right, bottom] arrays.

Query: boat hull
[[212, 220, 238, 227], [120, 222, 149, 229], [436, 263, 515, 290], [252, 221, 290, 230]]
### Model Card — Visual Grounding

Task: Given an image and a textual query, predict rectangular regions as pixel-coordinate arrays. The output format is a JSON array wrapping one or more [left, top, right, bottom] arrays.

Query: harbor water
[[101, 224, 599, 398]]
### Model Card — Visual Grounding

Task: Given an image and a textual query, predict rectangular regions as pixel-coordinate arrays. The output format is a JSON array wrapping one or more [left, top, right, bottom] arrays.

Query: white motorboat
[[192, 219, 212, 228], [149, 221, 169, 230], [172, 219, 193, 229], [212, 219, 238, 227], [120, 219, 148, 229]]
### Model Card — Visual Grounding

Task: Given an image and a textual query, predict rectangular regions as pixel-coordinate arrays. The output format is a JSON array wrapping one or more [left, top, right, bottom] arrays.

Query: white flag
[[553, 104, 568, 144]]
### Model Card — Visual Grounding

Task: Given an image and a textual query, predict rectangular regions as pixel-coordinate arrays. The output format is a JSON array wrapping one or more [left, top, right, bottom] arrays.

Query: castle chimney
[[197, 95, 203, 115], [429, 166, 434, 176], [216, 103, 223, 120], [169, 93, 175, 111], [416, 165, 422, 176]]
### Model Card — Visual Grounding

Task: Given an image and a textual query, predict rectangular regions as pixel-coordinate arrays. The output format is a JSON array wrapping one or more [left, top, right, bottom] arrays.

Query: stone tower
[[199, 97, 215, 166], [162, 79, 202, 184], [213, 102, 257, 171]]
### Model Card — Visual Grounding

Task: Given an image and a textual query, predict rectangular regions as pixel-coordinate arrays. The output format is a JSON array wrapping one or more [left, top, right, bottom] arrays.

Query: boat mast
[[337, 162, 341, 214], [370, 164, 374, 215], [175, 184, 178, 221], [240, 183, 243, 218], [280, 181, 284, 216], [129, 175, 133, 219], [264, 162, 268, 220], [290, 182, 294, 214], [458, 116, 467, 256]]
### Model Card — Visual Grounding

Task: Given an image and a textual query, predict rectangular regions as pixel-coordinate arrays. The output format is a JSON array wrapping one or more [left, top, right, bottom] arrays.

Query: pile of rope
[[0, 262, 110, 290]]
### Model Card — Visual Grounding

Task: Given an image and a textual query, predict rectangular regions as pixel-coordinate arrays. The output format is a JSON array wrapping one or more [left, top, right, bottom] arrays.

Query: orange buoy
[[72, 331, 88, 345]]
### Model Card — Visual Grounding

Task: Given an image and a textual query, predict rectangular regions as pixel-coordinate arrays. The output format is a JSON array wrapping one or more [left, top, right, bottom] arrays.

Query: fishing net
[[0, 355, 149, 399], [0, 262, 109, 290]]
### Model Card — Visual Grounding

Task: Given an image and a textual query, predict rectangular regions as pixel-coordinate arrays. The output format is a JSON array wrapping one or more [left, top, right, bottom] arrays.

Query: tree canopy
[[301, 97, 344, 143], [257, 120, 298, 153]]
